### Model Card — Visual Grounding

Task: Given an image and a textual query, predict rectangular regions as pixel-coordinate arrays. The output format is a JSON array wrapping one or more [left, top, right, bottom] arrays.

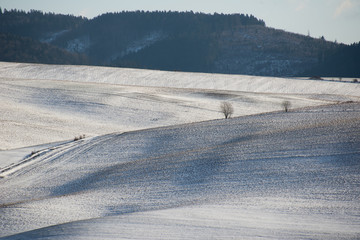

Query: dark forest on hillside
[[0, 8, 359, 77]]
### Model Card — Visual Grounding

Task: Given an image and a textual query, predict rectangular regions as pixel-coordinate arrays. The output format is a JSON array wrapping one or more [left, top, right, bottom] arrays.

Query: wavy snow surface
[[0, 62, 359, 239], [1, 62, 360, 96], [0, 102, 359, 239], [1, 62, 359, 150]]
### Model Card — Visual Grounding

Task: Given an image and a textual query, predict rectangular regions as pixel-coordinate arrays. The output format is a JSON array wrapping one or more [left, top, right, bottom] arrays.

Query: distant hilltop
[[0, 9, 359, 77]]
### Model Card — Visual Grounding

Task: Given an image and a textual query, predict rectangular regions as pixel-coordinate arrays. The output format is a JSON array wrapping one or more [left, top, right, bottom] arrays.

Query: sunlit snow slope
[[0, 102, 359, 239], [1, 62, 359, 150], [1, 62, 359, 95]]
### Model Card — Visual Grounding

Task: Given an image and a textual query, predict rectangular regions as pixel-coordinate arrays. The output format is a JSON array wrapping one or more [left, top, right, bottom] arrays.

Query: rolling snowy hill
[[0, 62, 359, 239], [0, 102, 359, 239], [1, 62, 359, 150]]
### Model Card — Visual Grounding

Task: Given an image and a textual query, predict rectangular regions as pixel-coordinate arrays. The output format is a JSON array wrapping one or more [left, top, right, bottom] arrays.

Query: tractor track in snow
[[0, 133, 120, 178]]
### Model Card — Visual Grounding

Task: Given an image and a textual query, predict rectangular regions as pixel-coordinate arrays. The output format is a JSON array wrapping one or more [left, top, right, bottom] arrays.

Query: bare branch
[[220, 102, 234, 119]]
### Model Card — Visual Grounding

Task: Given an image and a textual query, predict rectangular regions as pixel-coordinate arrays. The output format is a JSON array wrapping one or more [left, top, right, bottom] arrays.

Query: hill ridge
[[1, 9, 359, 77], [0, 102, 359, 239]]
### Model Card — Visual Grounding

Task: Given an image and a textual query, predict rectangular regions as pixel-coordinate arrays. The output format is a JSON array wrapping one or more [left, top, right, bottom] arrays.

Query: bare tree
[[282, 100, 291, 112], [220, 102, 234, 119]]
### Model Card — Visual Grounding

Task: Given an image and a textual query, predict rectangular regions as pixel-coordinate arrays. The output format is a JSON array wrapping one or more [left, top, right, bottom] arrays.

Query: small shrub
[[74, 134, 86, 141], [30, 150, 39, 156], [282, 100, 291, 112]]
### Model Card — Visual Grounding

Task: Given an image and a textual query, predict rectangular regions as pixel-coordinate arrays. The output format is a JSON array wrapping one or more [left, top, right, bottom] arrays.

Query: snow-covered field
[[0, 62, 359, 239], [1, 62, 359, 150]]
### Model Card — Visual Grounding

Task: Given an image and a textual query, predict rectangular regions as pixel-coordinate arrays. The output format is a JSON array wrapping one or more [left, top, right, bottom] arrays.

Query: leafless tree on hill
[[220, 102, 234, 119]]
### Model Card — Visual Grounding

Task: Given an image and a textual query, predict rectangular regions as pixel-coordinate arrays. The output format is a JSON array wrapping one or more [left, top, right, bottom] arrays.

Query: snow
[[0, 62, 359, 239], [66, 36, 90, 53], [0, 62, 359, 96], [40, 30, 69, 43], [118, 31, 165, 59], [1, 62, 359, 150], [0, 103, 359, 239]]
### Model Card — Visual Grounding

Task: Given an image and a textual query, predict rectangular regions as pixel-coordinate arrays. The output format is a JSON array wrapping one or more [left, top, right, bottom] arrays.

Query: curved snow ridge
[[1, 62, 359, 97], [0, 103, 359, 239], [3, 101, 355, 179]]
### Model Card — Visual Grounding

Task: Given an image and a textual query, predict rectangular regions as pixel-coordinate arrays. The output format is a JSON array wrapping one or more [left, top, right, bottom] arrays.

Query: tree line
[[0, 8, 358, 77]]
